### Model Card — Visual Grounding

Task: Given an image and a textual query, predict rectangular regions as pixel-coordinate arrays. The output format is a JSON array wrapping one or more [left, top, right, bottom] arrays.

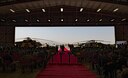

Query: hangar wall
[[115, 25, 128, 42], [0, 26, 15, 46]]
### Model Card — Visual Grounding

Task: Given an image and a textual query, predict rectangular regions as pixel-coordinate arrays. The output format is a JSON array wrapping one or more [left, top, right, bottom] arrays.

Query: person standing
[[60, 45, 64, 64]]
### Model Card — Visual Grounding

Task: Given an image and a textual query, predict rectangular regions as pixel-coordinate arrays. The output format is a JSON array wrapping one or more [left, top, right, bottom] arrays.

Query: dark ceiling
[[0, 0, 127, 26], [0, 0, 128, 6]]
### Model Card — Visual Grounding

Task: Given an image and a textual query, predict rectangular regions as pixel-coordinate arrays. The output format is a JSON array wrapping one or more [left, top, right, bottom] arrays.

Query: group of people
[[73, 44, 128, 78], [0, 46, 57, 73], [0, 43, 128, 78]]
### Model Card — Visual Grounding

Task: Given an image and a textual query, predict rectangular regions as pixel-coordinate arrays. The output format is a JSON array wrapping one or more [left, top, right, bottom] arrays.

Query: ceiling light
[[26, 9, 30, 13], [97, 8, 101, 12], [61, 19, 63, 22], [37, 19, 40, 22], [12, 20, 16, 22], [87, 19, 90, 22], [111, 19, 115, 21], [25, 19, 28, 22], [42, 9, 45, 12], [121, 18, 126, 21], [10, 9, 15, 13], [75, 19, 78, 21], [113, 8, 119, 12], [1, 19, 5, 22], [99, 19, 102, 22], [61, 8, 63, 12], [80, 8, 83, 12], [48, 19, 51, 22]]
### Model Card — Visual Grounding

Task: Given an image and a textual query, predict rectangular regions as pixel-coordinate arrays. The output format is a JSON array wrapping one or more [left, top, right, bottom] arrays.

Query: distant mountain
[[16, 38, 112, 47], [73, 40, 112, 45], [15, 37, 64, 46]]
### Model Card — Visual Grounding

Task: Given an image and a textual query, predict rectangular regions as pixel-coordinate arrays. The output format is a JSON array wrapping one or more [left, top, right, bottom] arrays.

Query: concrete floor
[[0, 68, 40, 78]]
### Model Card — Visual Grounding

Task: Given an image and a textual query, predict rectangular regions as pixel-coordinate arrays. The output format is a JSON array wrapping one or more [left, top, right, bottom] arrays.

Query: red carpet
[[49, 51, 78, 64], [36, 52, 97, 78], [36, 64, 97, 78]]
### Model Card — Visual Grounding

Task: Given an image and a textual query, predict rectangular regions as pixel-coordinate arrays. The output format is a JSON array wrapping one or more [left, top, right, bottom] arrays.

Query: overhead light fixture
[[12, 20, 16, 22], [97, 8, 101, 12], [61, 19, 63, 22], [10, 9, 15, 13], [75, 19, 78, 22], [42, 9, 45, 12], [80, 8, 83, 12], [99, 19, 102, 22], [113, 8, 119, 12], [121, 18, 126, 21], [111, 19, 115, 22], [87, 19, 90, 22], [61, 8, 63, 12], [25, 19, 28, 22], [48, 19, 51, 22], [37, 19, 40, 22], [1, 19, 5, 22], [26, 9, 30, 13]]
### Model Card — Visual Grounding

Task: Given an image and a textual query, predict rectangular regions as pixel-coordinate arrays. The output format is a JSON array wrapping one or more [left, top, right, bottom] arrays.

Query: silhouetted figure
[[2, 52, 16, 72], [120, 65, 128, 78], [60, 45, 65, 64], [68, 44, 74, 53], [60, 45, 65, 53], [55, 45, 58, 54]]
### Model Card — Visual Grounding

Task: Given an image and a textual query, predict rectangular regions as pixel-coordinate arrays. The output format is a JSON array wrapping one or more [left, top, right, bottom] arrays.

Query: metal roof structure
[[0, 0, 128, 46], [0, 0, 127, 26]]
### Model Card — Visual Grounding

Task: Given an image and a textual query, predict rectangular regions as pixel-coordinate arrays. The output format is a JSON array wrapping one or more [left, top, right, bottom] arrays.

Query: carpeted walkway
[[36, 52, 97, 78], [36, 64, 97, 78], [48, 53, 78, 64]]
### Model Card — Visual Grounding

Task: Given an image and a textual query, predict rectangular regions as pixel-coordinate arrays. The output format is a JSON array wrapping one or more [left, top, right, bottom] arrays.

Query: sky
[[15, 27, 115, 44]]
